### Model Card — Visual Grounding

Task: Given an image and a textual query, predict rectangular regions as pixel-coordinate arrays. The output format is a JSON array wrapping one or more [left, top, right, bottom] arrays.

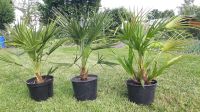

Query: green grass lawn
[[0, 47, 200, 112]]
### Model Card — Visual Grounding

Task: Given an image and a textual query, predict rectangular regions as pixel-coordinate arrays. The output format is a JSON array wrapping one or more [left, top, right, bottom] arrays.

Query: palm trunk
[[35, 72, 44, 84], [80, 67, 88, 80], [34, 61, 44, 84], [80, 47, 88, 80], [141, 67, 148, 84], [138, 55, 148, 84], [80, 42, 90, 80]]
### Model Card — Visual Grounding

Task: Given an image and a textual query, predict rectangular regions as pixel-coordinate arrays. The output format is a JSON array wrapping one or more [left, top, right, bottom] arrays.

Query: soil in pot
[[126, 79, 157, 105], [26, 75, 54, 101], [71, 74, 97, 101]]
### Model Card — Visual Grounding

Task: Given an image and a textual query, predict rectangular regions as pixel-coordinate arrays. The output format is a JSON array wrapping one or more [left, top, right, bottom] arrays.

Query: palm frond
[[0, 50, 23, 66], [113, 49, 135, 77], [161, 31, 189, 52], [97, 54, 118, 67], [157, 55, 183, 76], [47, 39, 66, 55], [165, 16, 195, 29], [47, 66, 59, 75]]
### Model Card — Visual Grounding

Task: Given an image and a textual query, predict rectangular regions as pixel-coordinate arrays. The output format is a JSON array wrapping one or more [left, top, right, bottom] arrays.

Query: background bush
[[0, 0, 15, 30]]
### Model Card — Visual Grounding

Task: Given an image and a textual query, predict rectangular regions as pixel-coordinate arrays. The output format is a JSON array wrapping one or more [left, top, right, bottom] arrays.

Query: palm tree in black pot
[[115, 12, 197, 105], [0, 21, 65, 101], [55, 11, 113, 101]]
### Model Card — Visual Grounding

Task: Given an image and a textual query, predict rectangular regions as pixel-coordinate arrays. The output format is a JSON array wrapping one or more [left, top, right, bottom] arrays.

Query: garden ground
[[0, 47, 200, 112]]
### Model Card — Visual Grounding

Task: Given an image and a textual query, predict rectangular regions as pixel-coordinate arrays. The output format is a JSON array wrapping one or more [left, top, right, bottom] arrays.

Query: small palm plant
[[115, 11, 194, 104], [55, 11, 113, 100], [56, 12, 112, 80], [0, 21, 65, 101], [117, 13, 191, 85]]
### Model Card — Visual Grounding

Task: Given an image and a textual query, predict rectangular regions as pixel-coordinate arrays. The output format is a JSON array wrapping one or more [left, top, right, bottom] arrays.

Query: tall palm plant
[[0, 21, 65, 84], [116, 11, 193, 85], [55, 11, 112, 80]]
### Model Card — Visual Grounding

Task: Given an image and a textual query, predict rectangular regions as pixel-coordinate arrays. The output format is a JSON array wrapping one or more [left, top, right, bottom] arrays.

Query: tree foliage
[[104, 7, 131, 37], [178, 0, 195, 15], [0, 0, 15, 30], [147, 9, 175, 20], [12, 0, 40, 27], [39, 0, 101, 24]]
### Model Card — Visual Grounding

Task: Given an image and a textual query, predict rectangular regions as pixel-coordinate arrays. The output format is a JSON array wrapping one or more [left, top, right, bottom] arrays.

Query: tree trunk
[[141, 67, 149, 84], [80, 67, 88, 80], [35, 73, 44, 84], [138, 55, 149, 84]]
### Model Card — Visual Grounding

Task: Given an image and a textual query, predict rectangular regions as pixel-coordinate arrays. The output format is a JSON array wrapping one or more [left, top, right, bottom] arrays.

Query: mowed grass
[[0, 46, 200, 112]]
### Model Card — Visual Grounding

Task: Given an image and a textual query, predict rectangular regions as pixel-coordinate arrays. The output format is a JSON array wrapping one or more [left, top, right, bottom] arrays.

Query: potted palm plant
[[115, 12, 194, 105], [55, 11, 113, 101], [0, 21, 65, 101]]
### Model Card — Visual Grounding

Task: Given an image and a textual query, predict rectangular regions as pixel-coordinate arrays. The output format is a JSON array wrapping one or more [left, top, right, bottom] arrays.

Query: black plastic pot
[[71, 74, 97, 101], [126, 79, 157, 105], [26, 75, 53, 101]]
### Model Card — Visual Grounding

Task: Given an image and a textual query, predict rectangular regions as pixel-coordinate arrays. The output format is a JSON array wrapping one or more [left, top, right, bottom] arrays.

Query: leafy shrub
[[0, 0, 15, 30]]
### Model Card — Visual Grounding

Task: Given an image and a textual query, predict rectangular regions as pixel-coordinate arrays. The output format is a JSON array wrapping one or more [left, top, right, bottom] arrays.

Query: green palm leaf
[[0, 50, 22, 66]]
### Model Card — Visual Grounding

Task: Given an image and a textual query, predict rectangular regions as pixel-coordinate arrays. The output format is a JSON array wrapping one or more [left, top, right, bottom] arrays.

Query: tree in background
[[39, 0, 101, 24], [178, 0, 195, 15], [147, 9, 161, 20], [12, 0, 40, 27], [194, 6, 200, 20], [147, 9, 174, 20], [162, 10, 175, 18], [104, 7, 131, 37], [0, 0, 15, 30]]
